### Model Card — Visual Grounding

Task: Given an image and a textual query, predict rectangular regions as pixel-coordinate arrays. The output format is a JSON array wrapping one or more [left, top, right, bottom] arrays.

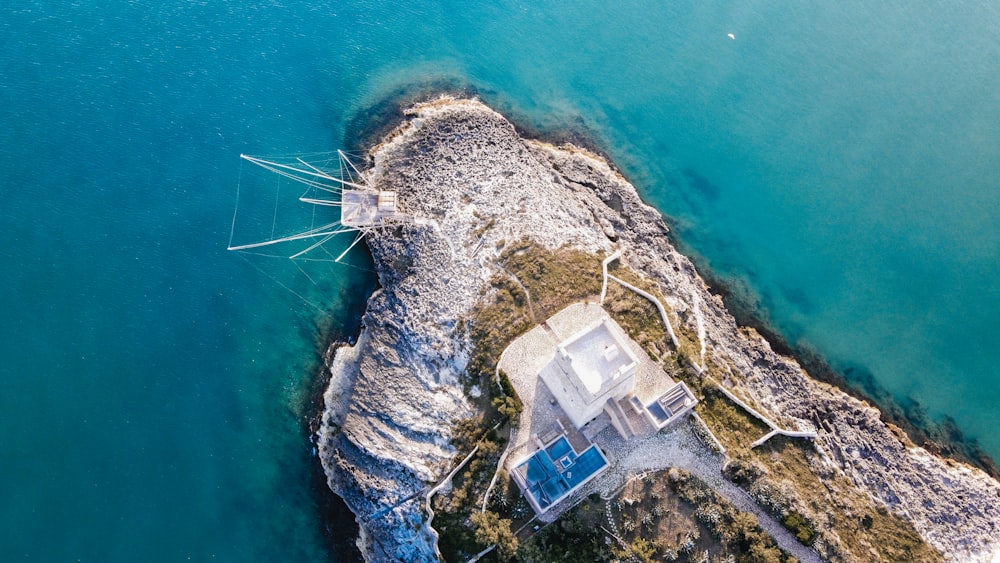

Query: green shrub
[[781, 511, 817, 545], [471, 511, 518, 560]]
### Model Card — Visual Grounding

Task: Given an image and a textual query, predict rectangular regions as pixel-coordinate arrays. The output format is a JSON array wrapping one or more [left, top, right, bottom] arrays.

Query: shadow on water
[[695, 263, 1000, 479], [299, 81, 477, 562], [342, 78, 621, 179], [304, 249, 377, 563]]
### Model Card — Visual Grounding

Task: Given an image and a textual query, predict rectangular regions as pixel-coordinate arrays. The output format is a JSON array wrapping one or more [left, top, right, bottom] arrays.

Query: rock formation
[[317, 97, 1000, 562]]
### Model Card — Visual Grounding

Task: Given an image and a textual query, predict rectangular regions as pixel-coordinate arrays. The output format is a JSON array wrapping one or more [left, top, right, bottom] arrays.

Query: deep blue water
[[2, 1, 998, 560]]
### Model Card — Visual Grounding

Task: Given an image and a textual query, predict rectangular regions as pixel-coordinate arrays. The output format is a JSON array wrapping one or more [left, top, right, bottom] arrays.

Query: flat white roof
[[561, 318, 638, 396], [542, 315, 640, 429]]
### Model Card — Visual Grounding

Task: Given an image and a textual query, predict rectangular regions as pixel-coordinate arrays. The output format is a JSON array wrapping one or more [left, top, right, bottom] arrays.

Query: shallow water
[[2, 1, 997, 560]]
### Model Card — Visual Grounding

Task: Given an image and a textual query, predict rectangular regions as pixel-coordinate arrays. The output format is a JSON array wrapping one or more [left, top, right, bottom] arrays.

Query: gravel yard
[[498, 301, 823, 562]]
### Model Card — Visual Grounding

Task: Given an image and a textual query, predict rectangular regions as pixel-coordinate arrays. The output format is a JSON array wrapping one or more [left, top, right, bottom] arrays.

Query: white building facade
[[540, 316, 639, 429]]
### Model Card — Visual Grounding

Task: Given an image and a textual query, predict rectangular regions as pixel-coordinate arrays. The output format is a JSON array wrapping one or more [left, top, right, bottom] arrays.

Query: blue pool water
[[515, 437, 608, 511], [2, 1, 998, 560]]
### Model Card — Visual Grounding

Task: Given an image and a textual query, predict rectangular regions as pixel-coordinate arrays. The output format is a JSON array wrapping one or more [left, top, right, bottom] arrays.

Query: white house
[[540, 315, 639, 429]]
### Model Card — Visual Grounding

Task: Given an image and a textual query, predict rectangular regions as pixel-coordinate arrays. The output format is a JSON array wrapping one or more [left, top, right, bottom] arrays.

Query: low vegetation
[[436, 240, 604, 561], [471, 511, 518, 560], [603, 263, 678, 361], [434, 421, 514, 562], [440, 240, 939, 562], [464, 239, 602, 395], [657, 468, 792, 562], [517, 494, 609, 561], [780, 511, 816, 546], [519, 470, 793, 563], [492, 370, 523, 422], [499, 239, 604, 319], [692, 366, 941, 561], [604, 281, 670, 360], [597, 262, 940, 561]]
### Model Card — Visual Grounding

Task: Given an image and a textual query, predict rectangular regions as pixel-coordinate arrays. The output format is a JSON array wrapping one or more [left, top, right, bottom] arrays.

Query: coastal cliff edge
[[316, 97, 1000, 562]]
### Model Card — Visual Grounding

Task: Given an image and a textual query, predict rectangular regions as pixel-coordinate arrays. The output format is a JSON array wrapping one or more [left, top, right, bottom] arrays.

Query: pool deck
[[499, 301, 692, 519], [511, 435, 609, 514]]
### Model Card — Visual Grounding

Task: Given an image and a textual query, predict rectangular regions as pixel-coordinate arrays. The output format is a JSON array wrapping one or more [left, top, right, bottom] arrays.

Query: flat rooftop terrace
[[561, 319, 637, 395], [500, 303, 681, 457]]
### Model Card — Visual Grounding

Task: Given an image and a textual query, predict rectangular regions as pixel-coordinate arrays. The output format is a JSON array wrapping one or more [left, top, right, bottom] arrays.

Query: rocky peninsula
[[316, 97, 1000, 562]]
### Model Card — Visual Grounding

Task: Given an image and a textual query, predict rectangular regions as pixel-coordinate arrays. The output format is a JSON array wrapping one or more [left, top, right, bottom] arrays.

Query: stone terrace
[[499, 302, 683, 512]]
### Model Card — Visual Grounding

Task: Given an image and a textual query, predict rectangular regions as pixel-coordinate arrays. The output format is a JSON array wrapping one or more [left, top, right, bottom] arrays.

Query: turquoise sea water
[[3, 1, 998, 560]]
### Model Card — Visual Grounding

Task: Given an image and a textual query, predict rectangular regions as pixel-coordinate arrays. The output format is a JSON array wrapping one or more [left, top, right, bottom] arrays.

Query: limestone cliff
[[317, 97, 1000, 562]]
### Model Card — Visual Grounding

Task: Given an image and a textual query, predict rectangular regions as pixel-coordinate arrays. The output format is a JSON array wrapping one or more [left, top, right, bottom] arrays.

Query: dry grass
[[605, 282, 670, 360], [455, 242, 939, 562], [604, 469, 793, 563], [437, 240, 604, 561], [749, 436, 940, 562], [465, 240, 602, 395], [692, 380, 941, 562], [499, 239, 603, 320]]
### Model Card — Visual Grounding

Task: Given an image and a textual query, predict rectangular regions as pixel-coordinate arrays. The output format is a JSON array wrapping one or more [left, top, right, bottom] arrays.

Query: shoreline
[[303, 268, 379, 563], [693, 263, 1000, 479], [307, 340, 364, 563], [341, 87, 999, 479], [319, 95, 1000, 560]]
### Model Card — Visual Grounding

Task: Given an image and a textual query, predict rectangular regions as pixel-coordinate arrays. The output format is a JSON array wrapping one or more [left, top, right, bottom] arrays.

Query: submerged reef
[[316, 97, 1000, 562]]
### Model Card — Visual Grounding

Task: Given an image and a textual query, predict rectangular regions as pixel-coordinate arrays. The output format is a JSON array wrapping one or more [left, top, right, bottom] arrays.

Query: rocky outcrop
[[317, 97, 1000, 561]]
